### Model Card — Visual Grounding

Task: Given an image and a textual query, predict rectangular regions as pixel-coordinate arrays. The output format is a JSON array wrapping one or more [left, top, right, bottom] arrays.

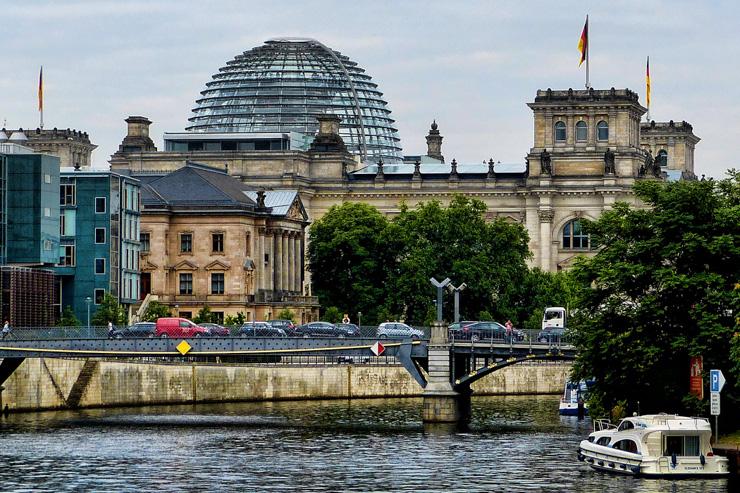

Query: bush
[[276, 309, 296, 323], [224, 312, 246, 326], [57, 305, 81, 327], [141, 301, 170, 322], [323, 306, 342, 323]]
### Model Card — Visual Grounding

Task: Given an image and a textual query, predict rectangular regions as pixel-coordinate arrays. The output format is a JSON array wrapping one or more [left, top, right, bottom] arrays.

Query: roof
[[243, 190, 299, 216], [351, 161, 526, 175]]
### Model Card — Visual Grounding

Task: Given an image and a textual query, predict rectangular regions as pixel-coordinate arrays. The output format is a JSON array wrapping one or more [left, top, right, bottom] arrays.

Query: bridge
[[0, 323, 575, 423]]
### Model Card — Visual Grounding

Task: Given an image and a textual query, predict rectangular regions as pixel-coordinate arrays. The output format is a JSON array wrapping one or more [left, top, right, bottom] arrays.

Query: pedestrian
[[505, 319, 513, 340], [108, 321, 114, 339], [1, 320, 10, 340]]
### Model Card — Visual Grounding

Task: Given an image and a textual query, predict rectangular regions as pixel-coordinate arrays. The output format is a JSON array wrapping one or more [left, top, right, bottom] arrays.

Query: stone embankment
[[0, 358, 570, 412]]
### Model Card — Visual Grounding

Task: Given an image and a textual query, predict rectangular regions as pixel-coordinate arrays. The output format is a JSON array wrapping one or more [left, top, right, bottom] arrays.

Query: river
[[0, 395, 734, 492]]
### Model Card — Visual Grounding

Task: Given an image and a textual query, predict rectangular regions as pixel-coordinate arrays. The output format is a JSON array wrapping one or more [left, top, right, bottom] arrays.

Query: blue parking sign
[[710, 369, 726, 393]]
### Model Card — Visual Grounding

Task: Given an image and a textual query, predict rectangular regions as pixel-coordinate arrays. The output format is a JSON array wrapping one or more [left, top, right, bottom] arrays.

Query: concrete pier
[[422, 322, 469, 423]]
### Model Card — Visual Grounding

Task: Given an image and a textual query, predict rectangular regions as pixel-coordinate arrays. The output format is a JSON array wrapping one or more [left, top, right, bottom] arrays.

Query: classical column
[[282, 232, 289, 292], [287, 232, 295, 293], [538, 209, 554, 272], [257, 227, 265, 291], [294, 234, 302, 293], [275, 230, 283, 291]]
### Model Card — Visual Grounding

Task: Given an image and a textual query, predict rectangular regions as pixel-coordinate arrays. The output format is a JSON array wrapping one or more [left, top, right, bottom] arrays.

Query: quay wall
[[0, 359, 571, 412]]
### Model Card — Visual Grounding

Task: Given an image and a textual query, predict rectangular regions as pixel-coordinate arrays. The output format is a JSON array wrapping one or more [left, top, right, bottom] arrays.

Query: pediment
[[286, 196, 308, 222], [141, 258, 159, 271], [205, 259, 231, 271], [172, 259, 199, 271]]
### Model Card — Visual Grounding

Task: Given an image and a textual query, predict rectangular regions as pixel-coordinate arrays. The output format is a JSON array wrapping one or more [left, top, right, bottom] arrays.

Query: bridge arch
[[453, 352, 574, 392]]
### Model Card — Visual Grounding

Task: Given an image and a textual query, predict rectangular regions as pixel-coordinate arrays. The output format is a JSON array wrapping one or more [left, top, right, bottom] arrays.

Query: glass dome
[[187, 38, 403, 162]]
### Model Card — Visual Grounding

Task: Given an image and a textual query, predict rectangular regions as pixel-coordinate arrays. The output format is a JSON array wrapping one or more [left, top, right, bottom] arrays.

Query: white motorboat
[[559, 380, 592, 416], [578, 414, 729, 477]]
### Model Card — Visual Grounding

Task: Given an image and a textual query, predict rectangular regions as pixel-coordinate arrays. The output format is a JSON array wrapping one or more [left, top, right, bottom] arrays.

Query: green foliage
[[309, 202, 392, 325], [57, 305, 81, 327], [192, 305, 213, 324], [513, 269, 583, 332], [323, 306, 342, 323], [478, 310, 494, 321], [276, 309, 296, 323], [141, 301, 170, 322], [224, 312, 246, 326], [91, 293, 127, 326], [571, 172, 740, 425]]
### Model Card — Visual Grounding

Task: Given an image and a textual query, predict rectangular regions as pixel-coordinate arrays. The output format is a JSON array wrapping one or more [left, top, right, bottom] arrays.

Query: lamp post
[[429, 277, 451, 322], [85, 296, 92, 332], [446, 282, 467, 323], [357, 311, 362, 330]]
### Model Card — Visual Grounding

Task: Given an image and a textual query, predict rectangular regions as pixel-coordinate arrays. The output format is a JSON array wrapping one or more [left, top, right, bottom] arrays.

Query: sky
[[1, 0, 738, 178]]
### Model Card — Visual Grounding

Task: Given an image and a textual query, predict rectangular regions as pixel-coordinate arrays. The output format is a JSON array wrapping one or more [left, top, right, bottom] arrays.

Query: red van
[[155, 317, 209, 338]]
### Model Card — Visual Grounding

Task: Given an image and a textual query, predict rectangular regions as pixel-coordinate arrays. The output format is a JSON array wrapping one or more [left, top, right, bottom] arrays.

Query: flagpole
[[585, 15, 590, 89], [646, 56, 651, 122], [39, 66, 44, 130]]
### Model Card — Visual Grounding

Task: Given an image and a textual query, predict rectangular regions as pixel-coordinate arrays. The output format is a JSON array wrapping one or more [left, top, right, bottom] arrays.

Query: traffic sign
[[370, 341, 385, 356], [710, 369, 726, 393], [710, 392, 720, 415]]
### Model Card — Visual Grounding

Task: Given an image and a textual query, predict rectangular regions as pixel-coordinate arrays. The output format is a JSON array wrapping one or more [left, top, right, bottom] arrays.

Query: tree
[[193, 306, 213, 324], [91, 293, 127, 326], [382, 195, 531, 324], [323, 306, 342, 323], [224, 312, 246, 326], [276, 308, 296, 323], [308, 202, 392, 325], [512, 269, 582, 332], [57, 305, 81, 327], [570, 173, 740, 425], [141, 301, 170, 322]]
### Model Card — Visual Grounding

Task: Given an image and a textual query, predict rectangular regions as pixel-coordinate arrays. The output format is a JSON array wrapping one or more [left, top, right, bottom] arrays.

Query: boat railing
[[593, 419, 617, 432]]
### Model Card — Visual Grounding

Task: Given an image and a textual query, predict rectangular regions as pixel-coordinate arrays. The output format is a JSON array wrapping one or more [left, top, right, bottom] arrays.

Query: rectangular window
[[212, 311, 224, 323], [45, 174, 51, 184], [94, 289, 105, 304], [60, 184, 76, 205], [179, 273, 193, 295], [211, 273, 225, 295], [60, 214, 65, 235], [44, 207, 51, 217], [245, 232, 251, 256], [180, 233, 192, 253], [95, 197, 106, 214], [59, 245, 75, 266], [180, 311, 192, 320], [95, 228, 106, 244], [95, 258, 105, 274], [212, 233, 224, 253]]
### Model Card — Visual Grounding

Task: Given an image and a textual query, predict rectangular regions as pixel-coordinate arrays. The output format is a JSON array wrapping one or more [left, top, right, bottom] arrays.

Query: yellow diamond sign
[[176, 340, 192, 355]]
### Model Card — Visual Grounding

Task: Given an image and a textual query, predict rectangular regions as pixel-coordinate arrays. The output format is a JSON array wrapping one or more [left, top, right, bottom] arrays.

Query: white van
[[542, 307, 567, 330]]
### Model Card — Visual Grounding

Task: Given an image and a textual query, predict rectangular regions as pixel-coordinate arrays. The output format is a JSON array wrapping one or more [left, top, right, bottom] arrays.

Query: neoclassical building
[[137, 162, 317, 322]]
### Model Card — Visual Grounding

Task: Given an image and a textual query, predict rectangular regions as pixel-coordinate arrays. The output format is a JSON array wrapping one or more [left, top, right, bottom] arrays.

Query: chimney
[[125, 116, 152, 138]]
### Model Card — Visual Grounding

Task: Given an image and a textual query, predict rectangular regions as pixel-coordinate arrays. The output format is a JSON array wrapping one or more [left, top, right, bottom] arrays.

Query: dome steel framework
[[187, 38, 403, 162]]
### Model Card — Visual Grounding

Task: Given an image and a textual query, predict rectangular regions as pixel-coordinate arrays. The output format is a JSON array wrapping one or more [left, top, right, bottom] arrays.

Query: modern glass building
[[186, 38, 403, 163]]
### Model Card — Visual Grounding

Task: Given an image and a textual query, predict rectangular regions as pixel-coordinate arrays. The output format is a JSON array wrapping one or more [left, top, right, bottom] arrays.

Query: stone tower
[[115, 116, 157, 154], [640, 120, 699, 179], [425, 120, 444, 163]]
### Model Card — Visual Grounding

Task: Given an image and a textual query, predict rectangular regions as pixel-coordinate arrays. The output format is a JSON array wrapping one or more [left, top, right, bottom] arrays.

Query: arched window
[[575, 121, 588, 142], [562, 219, 589, 249], [656, 149, 668, 167], [597, 120, 609, 141], [554, 121, 566, 142], [612, 439, 640, 454]]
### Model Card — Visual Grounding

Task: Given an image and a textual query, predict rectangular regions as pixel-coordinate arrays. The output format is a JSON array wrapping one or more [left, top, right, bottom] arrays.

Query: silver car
[[376, 322, 424, 340]]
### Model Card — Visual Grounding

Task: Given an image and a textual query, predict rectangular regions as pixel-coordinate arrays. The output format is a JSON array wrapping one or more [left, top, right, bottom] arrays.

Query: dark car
[[111, 322, 155, 339], [239, 322, 286, 337], [537, 327, 566, 343], [453, 321, 524, 342], [200, 323, 230, 337], [267, 319, 297, 336], [335, 323, 360, 337], [294, 321, 346, 338]]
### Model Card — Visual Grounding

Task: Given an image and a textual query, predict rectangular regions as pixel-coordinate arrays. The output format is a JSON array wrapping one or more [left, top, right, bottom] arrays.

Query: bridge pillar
[[422, 322, 468, 423]]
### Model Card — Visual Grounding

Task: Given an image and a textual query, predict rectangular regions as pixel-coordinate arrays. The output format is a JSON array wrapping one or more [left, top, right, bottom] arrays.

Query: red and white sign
[[371, 341, 385, 356], [689, 356, 703, 400]]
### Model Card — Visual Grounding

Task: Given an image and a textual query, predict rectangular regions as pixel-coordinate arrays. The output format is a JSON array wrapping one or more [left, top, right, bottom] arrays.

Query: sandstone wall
[[0, 359, 570, 412]]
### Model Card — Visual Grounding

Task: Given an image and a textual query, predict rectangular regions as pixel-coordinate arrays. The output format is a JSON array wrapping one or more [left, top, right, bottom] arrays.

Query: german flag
[[578, 16, 588, 66], [38, 66, 43, 112], [646, 56, 651, 108]]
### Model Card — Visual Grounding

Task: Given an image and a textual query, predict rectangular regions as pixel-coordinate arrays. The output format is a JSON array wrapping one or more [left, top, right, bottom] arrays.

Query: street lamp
[[429, 277, 451, 322], [85, 296, 92, 328], [357, 311, 362, 329], [446, 282, 467, 323]]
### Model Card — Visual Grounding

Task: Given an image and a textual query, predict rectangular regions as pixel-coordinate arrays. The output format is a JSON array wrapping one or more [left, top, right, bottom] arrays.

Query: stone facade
[[108, 88, 699, 277], [3, 127, 97, 169]]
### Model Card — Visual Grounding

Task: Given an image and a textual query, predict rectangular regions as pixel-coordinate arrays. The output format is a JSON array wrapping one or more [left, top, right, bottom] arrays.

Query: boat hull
[[559, 402, 588, 416]]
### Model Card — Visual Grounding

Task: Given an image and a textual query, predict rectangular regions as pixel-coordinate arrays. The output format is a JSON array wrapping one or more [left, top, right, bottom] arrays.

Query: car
[[335, 323, 360, 337], [294, 321, 346, 338], [239, 322, 286, 337], [376, 322, 424, 340], [110, 322, 155, 339], [200, 323, 230, 337], [453, 321, 525, 342], [267, 319, 297, 336], [537, 327, 566, 343], [154, 317, 209, 338]]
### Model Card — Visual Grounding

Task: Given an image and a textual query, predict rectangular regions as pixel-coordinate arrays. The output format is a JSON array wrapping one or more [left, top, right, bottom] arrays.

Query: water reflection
[[0, 396, 734, 492]]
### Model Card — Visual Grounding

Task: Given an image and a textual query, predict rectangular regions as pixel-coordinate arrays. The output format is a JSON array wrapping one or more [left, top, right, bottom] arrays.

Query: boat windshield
[[617, 420, 635, 432]]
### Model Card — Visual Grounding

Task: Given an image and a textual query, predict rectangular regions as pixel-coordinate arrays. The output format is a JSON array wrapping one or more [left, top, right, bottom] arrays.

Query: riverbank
[[0, 358, 570, 412]]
